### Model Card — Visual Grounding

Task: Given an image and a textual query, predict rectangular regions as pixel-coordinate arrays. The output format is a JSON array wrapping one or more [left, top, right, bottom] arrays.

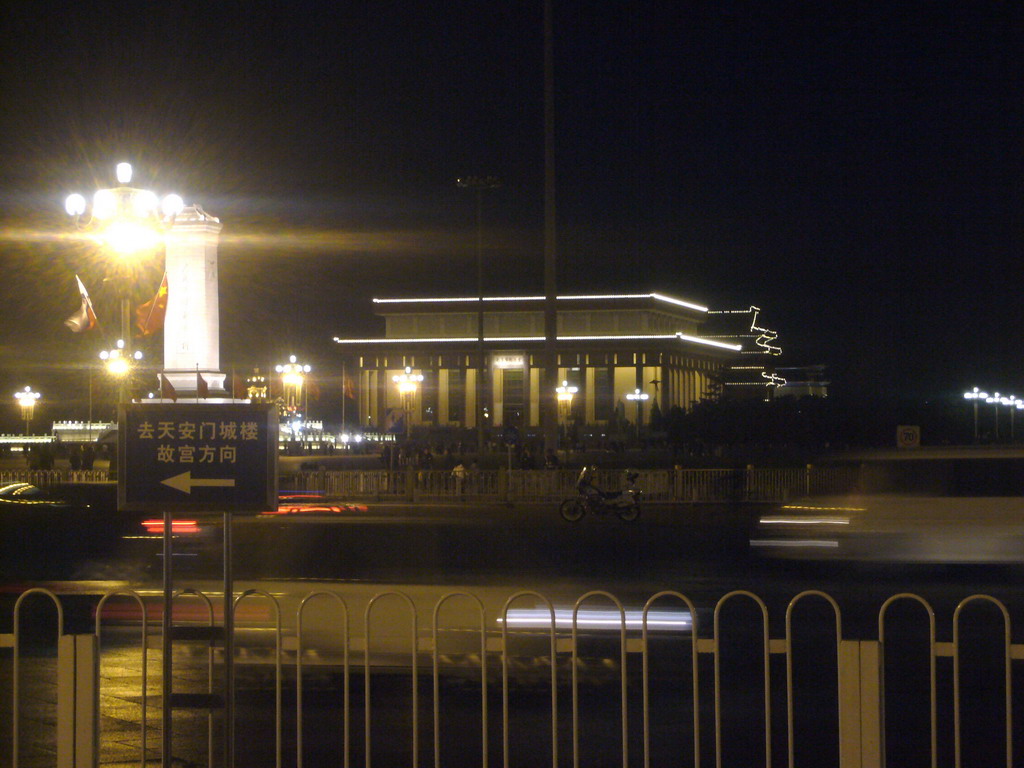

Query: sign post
[[118, 403, 277, 768]]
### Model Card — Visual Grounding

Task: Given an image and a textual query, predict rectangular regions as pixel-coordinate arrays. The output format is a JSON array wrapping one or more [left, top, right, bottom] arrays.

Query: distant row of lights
[[964, 387, 1024, 409]]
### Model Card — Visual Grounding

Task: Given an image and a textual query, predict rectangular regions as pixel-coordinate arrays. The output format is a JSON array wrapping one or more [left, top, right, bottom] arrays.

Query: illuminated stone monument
[[162, 204, 228, 397]]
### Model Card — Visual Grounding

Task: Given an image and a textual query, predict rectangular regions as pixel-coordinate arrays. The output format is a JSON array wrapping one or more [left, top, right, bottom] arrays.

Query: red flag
[[344, 375, 356, 399], [64, 275, 98, 333], [136, 272, 168, 336], [197, 372, 209, 399], [160, 374, 177, 402]]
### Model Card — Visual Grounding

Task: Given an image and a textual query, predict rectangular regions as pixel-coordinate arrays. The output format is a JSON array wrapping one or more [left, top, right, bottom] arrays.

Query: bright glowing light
[[116, 162, 133, 184], [760, 516, 852, 525], [393, 366, 424, 396], [64, 193, 86, 216], [103, 220, 161, 255], [161, 193, 184, 217], [141, 519, 200, 534], [334, 332, 742, 351], [131, 189, 158, 217], [499, 608, 692, 631], [556, 380, 578, 402], [93, 189, 117, 220], [749, 539, 840, 549], [372, 292, 709, 312], [626, 389, 649, 402], [14, 387, 40, 409]]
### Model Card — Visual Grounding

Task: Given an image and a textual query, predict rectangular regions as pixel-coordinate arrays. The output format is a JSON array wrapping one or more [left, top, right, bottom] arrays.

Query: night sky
[[0, 1, 1021, 431]]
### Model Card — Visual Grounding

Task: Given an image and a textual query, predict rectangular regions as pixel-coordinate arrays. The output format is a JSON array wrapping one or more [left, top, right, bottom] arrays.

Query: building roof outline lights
[[372, 291, 708, 313], [334, 332, 741, 351]]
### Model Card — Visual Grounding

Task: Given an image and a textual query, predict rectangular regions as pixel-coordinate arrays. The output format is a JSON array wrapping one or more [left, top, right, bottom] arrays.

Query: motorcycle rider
[[577, 466, 604, 502]]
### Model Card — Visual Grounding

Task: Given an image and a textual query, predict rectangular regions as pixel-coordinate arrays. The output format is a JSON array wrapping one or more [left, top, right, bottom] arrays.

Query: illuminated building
[[333, 292, 753, 434], [708, 306, 828, 401]]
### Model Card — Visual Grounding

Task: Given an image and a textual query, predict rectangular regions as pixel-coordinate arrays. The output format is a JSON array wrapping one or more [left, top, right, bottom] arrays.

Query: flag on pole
[[64, 275, 98, 333], [197, 370, 209, 399], [135, 272, 168, 336], [160, 373, 177, 402], [344, 375, 356, 399]]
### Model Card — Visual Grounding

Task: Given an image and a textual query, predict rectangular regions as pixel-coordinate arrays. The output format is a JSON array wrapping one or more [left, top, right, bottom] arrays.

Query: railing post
[[838, 639, 883, 768], [56, 634, 98, 768]]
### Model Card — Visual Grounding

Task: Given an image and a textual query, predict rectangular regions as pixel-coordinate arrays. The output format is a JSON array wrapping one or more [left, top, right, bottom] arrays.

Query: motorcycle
[[559, 468, 642, 522]]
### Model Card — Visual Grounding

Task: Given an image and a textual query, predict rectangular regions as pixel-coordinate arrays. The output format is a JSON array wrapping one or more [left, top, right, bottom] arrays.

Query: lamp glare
[[116, 162, 133, 184], [161, 194, 184, 217], [65, 193, 86, 216]]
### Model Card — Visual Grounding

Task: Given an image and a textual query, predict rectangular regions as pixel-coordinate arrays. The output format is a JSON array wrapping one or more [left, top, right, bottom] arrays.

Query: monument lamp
[[626, 388, 649, 441], [393, 366, 423, 440], [100, 339, 143, 403], [555, 380, 578, 423], [65, 162, 183, 401], [963, 387, 988, 443], [275, 356, 311, 419], [14, 386, 40, 435]]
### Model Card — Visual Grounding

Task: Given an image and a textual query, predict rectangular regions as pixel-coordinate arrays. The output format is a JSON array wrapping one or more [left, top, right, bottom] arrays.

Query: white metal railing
[[1, 466, 861, 503], [288, 466, 861, 503], [4, 585, 1018, 767]]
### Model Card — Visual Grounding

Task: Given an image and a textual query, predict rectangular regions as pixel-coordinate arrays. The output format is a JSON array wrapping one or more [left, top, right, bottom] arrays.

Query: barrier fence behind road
[[1, 465, 861, 503], [3, 585, 1020, 767], [289, 466, 862, 503]]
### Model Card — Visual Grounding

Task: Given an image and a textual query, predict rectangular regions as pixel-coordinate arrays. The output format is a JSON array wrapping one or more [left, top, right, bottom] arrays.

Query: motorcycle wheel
[[560, 498, 586, 522], [617, 503, 640, 522]]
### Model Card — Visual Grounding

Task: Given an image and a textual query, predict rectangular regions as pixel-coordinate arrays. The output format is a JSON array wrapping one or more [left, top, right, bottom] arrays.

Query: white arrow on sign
[[161, 471, 236, 495]]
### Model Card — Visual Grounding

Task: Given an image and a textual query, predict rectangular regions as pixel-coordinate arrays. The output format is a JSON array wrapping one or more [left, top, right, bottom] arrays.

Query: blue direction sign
[[117, 403, 278, 513]]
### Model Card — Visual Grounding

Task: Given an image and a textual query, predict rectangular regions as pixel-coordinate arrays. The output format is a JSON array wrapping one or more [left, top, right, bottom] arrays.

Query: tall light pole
[[457, 175, 501, 454], [986, 392, 1001, 441], [14, 387, 40, 435], [393, 367, 424, 441], [542, 0, 560, 457], [65, 162, 183, 403], [626, 388, 649, 443], [963, 387, 988, 443]]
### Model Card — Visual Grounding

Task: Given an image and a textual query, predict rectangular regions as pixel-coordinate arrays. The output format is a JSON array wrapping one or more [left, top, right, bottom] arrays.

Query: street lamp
[[626, 388, 649, 442], [100, 339, 143, 403], [985, 392, 1001, 441], [457, 175, 501, 454], [65, 162, 182, 402], [963, 387, 988, 443], [14, 387, 40, 435], [999, 395, 1021, 443], [555, 380, 577, 423], [276, 356, 312, 443], [393, 366, 424, 440]]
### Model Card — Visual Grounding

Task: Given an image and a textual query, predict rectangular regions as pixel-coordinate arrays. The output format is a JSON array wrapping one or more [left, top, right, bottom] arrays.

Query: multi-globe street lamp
[[963, 387, 989, 443], [626, 388, 649, 442], [985, 392, 1003, 441], [555, 380, 577, 423], [276, 356, 312, 445], [65, 162, 183, 402], [100, 339, 143, 404], [14, 387, 40, 435], [393, 366, 424, 441], [999, 395, 1023, 443]]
